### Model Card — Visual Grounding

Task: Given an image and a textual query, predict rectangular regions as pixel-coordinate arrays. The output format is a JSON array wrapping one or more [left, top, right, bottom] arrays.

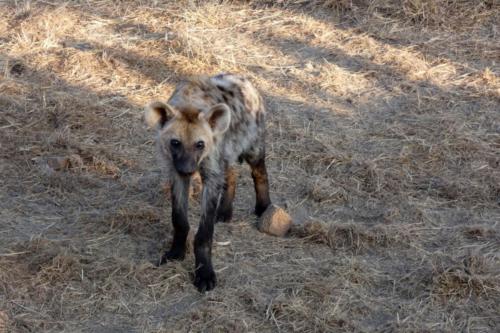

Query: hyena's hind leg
[[216, 166, 237, 223], [245, 152, 271, 217]]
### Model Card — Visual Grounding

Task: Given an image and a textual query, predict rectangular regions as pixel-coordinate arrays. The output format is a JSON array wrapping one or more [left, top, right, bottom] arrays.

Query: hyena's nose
[[177, 169, 195, 177], [174, 158, 197, 177]]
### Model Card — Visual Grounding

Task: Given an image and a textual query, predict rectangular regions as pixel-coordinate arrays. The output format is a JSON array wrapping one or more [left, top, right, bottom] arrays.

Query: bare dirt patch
[[1, 1, 499, 332]]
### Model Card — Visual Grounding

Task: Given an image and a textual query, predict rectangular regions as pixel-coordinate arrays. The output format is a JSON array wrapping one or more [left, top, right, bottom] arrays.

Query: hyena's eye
[[195, 141, 205, 150], [170, 139, 181, 148]]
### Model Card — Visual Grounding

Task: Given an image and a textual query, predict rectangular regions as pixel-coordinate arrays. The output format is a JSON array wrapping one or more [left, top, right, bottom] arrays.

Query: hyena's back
[[168, 73, 266, 163]]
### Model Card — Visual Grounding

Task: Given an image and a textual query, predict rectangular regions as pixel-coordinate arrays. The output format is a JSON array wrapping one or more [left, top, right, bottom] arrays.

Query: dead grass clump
[[431, 254, 500, 300], [300, 155, 402, 202], [96, 206, 162, 235], [255, 0, 500, 30], [305, 177, 348, 204], [384, 251, 500, 305], [32, 154, 84, 172], [328, 223, 410, 251], [462, 225, 498, 240], [167, 3, 300, 75], [336, 159, 383, 194], [36, 254, 84, 283], [0, 257, 29, 294], [398, 0, 498, 28], [293, 220, 329, 244], [265, 297, 352, 332], [31, 144, 129, 179], [0, 239, 87, 314], [295, 220, 410, 252], [11, 238, 67, 273], [434, 269, 499, 299], [89, 155, 121, 178], [181, 302, 249, 333]]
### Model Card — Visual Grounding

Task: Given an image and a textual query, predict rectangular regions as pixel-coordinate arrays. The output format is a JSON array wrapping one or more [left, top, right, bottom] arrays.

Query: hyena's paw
[[194, 265, 217, 292], [158, 248, 185, 266]]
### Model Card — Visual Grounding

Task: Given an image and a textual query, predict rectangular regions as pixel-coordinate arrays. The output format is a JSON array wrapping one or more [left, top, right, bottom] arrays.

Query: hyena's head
[[145, 101, 231, 177]]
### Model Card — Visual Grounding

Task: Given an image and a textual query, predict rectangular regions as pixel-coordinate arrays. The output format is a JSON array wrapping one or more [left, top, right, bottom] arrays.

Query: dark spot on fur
[[216, 85, 228, 93], [216, 84, 235, 99], [234, 85, 244, 100]]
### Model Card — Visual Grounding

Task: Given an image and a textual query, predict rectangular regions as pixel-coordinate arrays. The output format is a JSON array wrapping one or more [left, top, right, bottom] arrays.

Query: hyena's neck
[[200, 149, 224, 178]]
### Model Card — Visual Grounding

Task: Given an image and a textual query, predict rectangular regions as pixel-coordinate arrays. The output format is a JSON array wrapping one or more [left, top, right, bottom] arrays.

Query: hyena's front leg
[[160, 176, 190, 265], [193, 174, 222, 292], [247, 154, 271, 217], [216, 166, 237, 223]]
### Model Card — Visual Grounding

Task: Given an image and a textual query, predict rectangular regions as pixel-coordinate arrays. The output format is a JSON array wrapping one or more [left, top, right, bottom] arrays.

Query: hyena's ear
[[144, 101, 177, 129], [203, 103, 231, 135]]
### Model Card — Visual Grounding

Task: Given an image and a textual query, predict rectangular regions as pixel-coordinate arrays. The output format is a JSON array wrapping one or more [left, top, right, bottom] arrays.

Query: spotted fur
[[145, 73, 271, 292]]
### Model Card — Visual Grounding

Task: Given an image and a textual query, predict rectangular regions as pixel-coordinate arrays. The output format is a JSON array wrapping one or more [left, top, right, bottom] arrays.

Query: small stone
[[258, 204, 293, 237]]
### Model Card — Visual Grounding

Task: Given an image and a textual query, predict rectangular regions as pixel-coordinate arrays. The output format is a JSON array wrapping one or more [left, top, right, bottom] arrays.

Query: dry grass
[[1, 0, 499, 332]]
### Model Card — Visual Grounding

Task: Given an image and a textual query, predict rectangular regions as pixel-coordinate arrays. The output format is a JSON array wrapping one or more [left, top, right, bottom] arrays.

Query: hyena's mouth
[[173, 158, 197, 176]]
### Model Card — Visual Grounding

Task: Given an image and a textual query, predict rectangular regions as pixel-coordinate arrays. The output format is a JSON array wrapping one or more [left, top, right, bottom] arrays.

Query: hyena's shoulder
[[169, 74, 265, 119], [209, 73, 264, 115]]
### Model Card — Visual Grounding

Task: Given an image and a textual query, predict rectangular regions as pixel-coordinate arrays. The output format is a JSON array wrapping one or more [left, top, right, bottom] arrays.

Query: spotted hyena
[[144, 73, 271, 292]]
